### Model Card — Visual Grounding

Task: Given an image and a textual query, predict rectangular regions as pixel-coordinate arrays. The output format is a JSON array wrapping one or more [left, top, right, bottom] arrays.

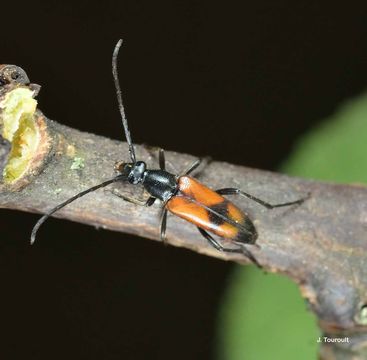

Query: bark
[[1, 68, 367, 359]]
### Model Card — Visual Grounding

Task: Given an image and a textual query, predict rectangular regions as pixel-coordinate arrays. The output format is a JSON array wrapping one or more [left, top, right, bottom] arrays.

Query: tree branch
[[1, 67, 367, 359]]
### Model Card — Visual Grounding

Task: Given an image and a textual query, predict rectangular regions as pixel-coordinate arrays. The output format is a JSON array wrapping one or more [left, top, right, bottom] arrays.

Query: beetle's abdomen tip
[[236, 217, 258, 245]]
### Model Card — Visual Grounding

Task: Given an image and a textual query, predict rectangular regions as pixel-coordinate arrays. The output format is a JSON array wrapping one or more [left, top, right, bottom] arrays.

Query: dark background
[[1, 1, 366, 359]]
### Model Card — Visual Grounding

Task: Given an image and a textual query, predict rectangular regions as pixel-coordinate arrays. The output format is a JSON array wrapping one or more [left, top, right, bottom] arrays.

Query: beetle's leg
[[159, 209, 168, 243], [216, 188, 308, 209], [145, 197, 157, 207], [143, 144, 180, 173], [180, 156, 212, 177], [158, 148, 165, 171], [180, 159, 201, 176], [197, 227, 262, 268], [180, 156, 210, 176], [197, 227, 239, 252]]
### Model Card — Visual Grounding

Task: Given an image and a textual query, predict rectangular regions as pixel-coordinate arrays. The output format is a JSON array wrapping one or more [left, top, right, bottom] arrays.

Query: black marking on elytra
[[208, 200, 230, 226], [181, 194, 255, 236], [234, 217, 258, 244]]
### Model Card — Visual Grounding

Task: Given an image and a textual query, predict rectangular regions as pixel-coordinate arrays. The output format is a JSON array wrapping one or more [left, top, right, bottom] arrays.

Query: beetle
[[31, 40, 306, 266]]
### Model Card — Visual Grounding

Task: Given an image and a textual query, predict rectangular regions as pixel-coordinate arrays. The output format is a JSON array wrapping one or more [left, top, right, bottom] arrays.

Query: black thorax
[[142, 169, 178, 202]]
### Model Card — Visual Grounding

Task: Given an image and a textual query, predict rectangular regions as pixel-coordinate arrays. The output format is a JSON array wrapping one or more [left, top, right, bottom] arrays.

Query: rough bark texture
[[1, 70, 367, 359]]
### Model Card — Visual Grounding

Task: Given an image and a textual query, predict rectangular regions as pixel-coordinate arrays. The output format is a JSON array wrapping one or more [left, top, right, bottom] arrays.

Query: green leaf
[[217, 267, 319, 360], [218, 93, 367, 359]]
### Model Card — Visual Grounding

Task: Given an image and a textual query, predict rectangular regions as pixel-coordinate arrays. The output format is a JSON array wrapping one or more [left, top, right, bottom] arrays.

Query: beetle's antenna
[[112, 39, 136, 163], [30, 175, 125, 245]]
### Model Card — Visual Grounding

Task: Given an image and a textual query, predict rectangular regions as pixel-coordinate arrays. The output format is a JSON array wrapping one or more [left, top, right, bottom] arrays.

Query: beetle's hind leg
[[216, 188, 308, 209], [180, 156, 212, 177], [197, 227, 262, 268]]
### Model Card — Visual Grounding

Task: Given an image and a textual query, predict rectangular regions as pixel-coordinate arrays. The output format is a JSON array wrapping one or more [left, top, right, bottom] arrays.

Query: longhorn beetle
[[31, 39, 306, 266]]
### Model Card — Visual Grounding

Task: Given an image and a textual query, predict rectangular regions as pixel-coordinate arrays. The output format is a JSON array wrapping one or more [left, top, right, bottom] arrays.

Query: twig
[[1, 68, 367, 359]]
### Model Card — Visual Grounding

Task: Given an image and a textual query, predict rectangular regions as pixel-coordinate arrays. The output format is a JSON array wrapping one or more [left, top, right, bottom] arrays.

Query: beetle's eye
[[0, 77, 6, 86]]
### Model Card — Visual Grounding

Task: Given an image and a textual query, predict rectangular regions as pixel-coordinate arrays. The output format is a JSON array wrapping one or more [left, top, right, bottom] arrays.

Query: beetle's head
[[114, 160, 146, 184]]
